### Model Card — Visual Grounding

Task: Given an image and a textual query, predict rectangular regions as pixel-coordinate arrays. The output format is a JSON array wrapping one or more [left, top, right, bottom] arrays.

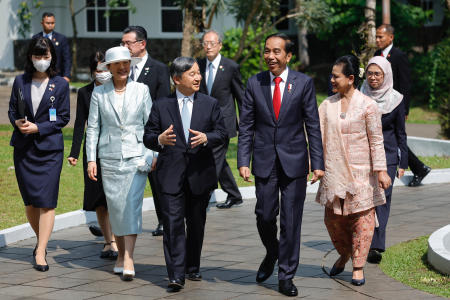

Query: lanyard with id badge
[[49, 96, 56, 121]]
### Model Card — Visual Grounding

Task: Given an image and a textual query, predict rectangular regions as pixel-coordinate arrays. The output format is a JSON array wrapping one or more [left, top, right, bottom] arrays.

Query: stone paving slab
[[0, 183, 448, 299]]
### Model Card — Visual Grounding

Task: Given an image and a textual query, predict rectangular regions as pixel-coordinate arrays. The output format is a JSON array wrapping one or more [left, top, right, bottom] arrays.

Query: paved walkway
[[0, 183, 448, 299]]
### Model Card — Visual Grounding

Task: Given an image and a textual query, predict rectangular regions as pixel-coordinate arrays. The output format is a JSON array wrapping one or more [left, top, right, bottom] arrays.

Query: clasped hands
[[15, 119, 38, 134], [158, 124, 207, 148]]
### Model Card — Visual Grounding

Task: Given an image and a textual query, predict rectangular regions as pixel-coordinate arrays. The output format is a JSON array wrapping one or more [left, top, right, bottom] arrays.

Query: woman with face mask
[[67, 51, 118, 260], [360, 56, 408, 264], [7, 36, 70, 272]]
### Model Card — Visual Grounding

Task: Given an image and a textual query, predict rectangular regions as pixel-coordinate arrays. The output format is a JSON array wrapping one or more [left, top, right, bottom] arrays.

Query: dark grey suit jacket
[[137, 55, 171, 101], [199, 56, 244, 138]]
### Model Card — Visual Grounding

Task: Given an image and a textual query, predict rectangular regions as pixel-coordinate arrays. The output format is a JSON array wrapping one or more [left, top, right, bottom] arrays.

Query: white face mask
[[32, 59, 51, 73], [95, 71, 112, 84]]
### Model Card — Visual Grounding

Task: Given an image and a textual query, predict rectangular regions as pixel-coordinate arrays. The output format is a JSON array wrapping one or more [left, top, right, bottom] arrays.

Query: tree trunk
[[181, 0, 195, 57], [69, 0, 78, 81], [365, 0, 376, 48], [296, 0, 309, 70], [233, 0, 262, 61]]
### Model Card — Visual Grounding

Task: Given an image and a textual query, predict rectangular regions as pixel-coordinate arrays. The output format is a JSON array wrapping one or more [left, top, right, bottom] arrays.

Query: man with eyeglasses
[[122, 25, 171, 237], [199, 30, 244, 209]]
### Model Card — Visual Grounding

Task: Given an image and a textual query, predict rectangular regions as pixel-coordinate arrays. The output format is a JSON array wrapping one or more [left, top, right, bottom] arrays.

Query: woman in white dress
[[86, 46, 155, 281]]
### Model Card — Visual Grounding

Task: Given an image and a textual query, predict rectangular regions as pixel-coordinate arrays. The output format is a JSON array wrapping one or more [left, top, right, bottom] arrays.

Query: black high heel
[[33, 248, 49, 272], [351, 269, 365, 286]]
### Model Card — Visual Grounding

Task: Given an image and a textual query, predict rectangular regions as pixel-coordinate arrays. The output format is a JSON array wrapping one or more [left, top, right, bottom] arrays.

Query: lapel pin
[[288, 83, 292, 93], [55, 41, 59, 46], [219, 65, 224, 71]]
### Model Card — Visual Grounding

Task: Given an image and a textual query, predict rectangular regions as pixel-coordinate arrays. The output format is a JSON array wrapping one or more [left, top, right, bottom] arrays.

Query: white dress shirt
[[176, 89, 194, 116], [382, 43, 393, 57], [131, 53, 148, 81], [269, 67, 289, 103], [204, 53, 221, 84]]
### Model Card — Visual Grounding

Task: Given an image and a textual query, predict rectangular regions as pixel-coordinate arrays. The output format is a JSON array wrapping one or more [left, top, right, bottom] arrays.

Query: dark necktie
[[273, 77, 282, 120]]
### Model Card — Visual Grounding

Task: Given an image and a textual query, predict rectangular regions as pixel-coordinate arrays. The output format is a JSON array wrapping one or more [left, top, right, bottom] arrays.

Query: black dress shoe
[[329, 262, 345, 276], [409, 166, 431, 187], [279, 279, 298, 297], [167, 278, 185, 293], [186, 272, 202, 281], [89, 225, 103, 237], [152, 223, 164, 236], [367, 249, 382, 264], [256, 255, 277, 283], [216, 198, 243, 209]]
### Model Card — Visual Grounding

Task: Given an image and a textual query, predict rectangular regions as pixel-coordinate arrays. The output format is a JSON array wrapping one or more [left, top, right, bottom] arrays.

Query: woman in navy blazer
[[360, 56, 408, 264], [8, 37, 70, 272]]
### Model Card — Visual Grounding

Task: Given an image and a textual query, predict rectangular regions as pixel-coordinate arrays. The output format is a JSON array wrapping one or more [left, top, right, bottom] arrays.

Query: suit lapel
[[277, 70, 297, 122], [137, 56, 152, 83], [34, 77, 53, 118], [189, 93, 202, 139], [210, 57, 224, 95], [199, 59, 208, 93], [105, 81, 122, 123], [121, 78, 134, 123], [261, 71, 275, 122], [166, 96, 186, 145], [22, 76, 33, 119]]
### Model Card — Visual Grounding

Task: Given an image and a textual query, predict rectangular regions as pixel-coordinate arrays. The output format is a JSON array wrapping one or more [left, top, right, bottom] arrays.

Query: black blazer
[[199, 56, 244, 138], [8, 74, 70, 151], [237, 70, 324, 179], [137, 56, 171, 101], [69, 81, 95, 159], [143, 92, 227, 195], [381, 101, 408, 169], [33, 31, 72, 79], [374, 47, 411, 115]]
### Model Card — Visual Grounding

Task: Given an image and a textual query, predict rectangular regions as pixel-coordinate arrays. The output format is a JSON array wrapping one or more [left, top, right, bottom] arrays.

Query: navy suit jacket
[[8, 74, 70, 151], [199, 56, 244, 138], [374, 47, 411, 115], [136, 56, 170, 100], [381, 102, 408, 168], [33, 31, 72, 78], [238, 69, 324, 179], [143, 92, 227, 195]]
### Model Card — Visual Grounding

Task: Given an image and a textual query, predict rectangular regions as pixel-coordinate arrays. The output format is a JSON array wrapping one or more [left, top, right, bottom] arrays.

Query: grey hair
[[202, 30, 223, 43], [378, 24, 395, 35], [170, 57, 197, 79]]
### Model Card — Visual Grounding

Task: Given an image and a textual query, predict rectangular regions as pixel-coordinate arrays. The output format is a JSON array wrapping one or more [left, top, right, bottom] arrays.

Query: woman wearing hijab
[[68, 51, 118, 259], [86, 46, 155, 281], [316, 55, 391, 286], [360, 56, 408, 264], [8, 37, 70, 272]]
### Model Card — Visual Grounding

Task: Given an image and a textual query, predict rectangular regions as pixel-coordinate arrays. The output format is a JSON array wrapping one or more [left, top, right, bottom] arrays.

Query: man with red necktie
[[237, 33, 324, 297]]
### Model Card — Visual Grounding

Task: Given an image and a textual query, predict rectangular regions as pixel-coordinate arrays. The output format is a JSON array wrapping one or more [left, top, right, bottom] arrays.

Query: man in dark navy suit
[[122, 26, 171, 236], [374, 24, 431, 187], [198, 30, 244, 209], [33, 12, 71, 82], [238, 33, 324, 297], [144, 57, 227, 292]]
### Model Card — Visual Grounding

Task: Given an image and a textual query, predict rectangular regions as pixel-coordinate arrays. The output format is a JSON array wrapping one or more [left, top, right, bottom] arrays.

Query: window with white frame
[[160, 0, 204, 33], [86, 0, 129, 32]]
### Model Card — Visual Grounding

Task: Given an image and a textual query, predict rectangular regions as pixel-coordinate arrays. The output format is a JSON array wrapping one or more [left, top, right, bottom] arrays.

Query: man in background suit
[[144, 57, 227, 292], [238, 33, 324, 297], [33, 12, 71, 81], [199, 30, 244, 209], [122, 26, 171, 236], [374, 24, 431, 187]]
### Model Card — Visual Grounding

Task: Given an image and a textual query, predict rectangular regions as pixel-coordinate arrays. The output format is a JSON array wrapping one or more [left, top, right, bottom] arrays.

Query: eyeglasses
[[366, 71, 383, 78], [202, 41, 220, 47], [120, 40, 143, 47]]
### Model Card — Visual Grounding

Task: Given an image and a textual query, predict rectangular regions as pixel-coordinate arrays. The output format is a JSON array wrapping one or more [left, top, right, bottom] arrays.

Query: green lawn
[[407, 106, 440, 124], [380, 235, 450, 298]]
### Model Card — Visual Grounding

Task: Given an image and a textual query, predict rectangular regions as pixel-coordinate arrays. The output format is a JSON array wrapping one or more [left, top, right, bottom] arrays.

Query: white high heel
[[113, 267, 123, 274], [123, 269, 135, 281]]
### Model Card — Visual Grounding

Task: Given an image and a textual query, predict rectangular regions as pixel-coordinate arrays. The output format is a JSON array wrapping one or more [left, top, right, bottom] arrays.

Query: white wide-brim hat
[[97, 46, 141, 71]]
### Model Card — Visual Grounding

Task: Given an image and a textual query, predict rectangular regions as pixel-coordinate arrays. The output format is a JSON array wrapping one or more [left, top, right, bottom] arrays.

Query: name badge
[[49, 108, 56, 121]]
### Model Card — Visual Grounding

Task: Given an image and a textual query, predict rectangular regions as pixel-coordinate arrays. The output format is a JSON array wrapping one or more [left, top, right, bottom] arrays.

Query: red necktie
[[273, 77, 282, 120], [380, 52, 384, 57]]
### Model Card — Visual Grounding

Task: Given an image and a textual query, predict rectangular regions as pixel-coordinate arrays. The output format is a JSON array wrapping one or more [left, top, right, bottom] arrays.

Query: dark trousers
[[408, 146, 426, 175], [212, 138, 242, 201], [254, 158, 307, 280], [160, 182, 211, 280], [371, 164, 397, 251], [148, 172, 162, 223]]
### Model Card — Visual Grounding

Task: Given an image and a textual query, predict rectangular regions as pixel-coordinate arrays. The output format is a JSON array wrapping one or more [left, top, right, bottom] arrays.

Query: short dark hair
[[42, 12, 55, 19], [378, 24, 395, 35], [170, 57, 197, 79], [333, 55, 361, 87], [264, 33, 294, 54], [25, 37, 58, 77], [89, 51, 105, 75], [123, 26, 147, 41]]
